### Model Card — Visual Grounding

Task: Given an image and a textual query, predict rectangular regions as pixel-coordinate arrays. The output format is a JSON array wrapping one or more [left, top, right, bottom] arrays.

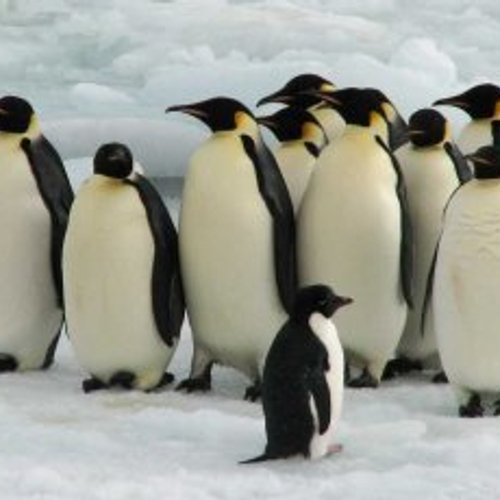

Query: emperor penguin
[[257, 106, 327, 213], [63, 143, 184, 392], [384, 109, 471, 380], [297, 88, 413, 388], [166, 97, 296, 399], [433, 145, 500, 417], [257, 74, 346, 142], [0, 95, 73, 372], [242, 285, 352, 463], [434, 83, 500, 154]]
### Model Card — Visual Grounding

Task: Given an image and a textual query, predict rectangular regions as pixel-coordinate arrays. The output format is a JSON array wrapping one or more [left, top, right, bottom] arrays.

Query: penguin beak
[[465, 153, 491, 166], [165, 104, 208, 120], [0, 108, 8, 116], [257, 90, 294, 107], [256, 116, 277, 130], [302, 90, 341, 107], [407, 129, 426, 137], [334, 295, 353, 311], [433, 96, 468, 110]]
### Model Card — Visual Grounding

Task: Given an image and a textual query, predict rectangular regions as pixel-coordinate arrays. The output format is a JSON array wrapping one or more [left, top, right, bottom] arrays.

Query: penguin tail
[[239, 453, 270, 465]]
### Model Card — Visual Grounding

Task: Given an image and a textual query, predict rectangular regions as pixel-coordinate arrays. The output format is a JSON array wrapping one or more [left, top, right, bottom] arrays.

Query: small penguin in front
[[166, 97, 296, 399], [243, 285, 352, 463], [257, 106, 327, 213], [298, 88, 413, 388], [384, 108, 471, 380], [433, 145, 500, 417], [434, 83, 500, 154], [257, 73, 345, 142], [0, 95, 73, 372], [63, 143, 184, 392]]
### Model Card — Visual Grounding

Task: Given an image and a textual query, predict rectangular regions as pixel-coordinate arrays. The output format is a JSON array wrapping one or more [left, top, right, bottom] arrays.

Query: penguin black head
[[365, 88, 408, 149], [467, 145, 500, 180], [257, 107, 324, 143], [257, 74, 335, 109], [309, 88, 386, 129], [407, 108, 448, 148], [433, 84, 500, 119], [292, 285, 352, 323], [0, 95, 34, 134], [166, 97, 255, 133], [94, 142, 134, 179]]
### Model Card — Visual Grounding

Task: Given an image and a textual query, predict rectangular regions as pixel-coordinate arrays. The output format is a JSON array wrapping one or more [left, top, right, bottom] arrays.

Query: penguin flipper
[[492, 120, 500, 147], [21, 136, 74, 308], [306, 351, 331, 435], [375, 136, 414, 308], [240, 134, 297, 313], [420, 239, 439, 337], [126, 175, 185, 347], [444, 142, 473, 184]]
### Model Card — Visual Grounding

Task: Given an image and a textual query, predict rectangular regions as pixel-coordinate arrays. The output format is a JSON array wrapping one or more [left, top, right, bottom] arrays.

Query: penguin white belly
[[274, 145, 314, 214], [307, 313, 344, 459], [435, 184, 500, 391], [458, 121, 492, 155], [397, 147, 459, 363], [64, 177, 172, 389], [180, 137, 286, 379], [299, 135, 406, 378], [0, 148, 61, 370]]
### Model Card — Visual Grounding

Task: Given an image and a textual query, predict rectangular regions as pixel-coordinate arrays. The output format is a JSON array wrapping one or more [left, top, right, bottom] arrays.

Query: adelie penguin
[[257, 73, 346, 142], [257, 106, 327, 213], [384, 109, 471, 381], [242, 285, 352, 463], [167, 97, 296, 399], [297, 88, 413, 388], [433, 145, 500, 417], [434, 83, 500, 154], [63, 143, 184, 392], [0, 95, 73, 372]]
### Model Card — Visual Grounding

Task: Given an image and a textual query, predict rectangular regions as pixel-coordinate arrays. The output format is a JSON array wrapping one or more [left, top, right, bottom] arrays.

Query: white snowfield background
[[0, 1, 500, 499]]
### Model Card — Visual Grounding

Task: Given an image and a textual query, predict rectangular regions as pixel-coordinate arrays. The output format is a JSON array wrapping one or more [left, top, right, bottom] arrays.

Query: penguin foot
[[155, 372, 175, 390], [0, 355, 18, 373], [82, 377, 107, 393], [459, 394, 484, 418], [109, 371, 136, 390], [432, 371, 448, 384], [327, 444, 343, 455], [176, 375, 211, 393], [347, 368, 379, 389], [494, 400, 500, 417], [381, 357, 423, 380], [244, 381, 262, 402]]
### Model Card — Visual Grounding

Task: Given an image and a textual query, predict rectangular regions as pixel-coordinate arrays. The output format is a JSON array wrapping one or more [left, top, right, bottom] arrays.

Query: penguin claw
[[0, 355, 18, 373], [244, 381, 262, 402], [432, 371, 448, 384], [381, 357, 423, 380], [347, 368, 379, 389], [176, 377, 211, 393], [459, 394, 484, 418]]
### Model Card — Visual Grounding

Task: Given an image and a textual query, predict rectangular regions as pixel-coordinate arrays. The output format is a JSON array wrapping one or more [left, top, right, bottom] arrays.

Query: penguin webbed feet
[[244, 380, 262, 402], [82, 371, 136, 393], [432, 371, 448, 384], [150, 372, 175, 392], [381, 356, 423, 381], [459, 394, 484, 418], [347, 368, 379, 389], [176, 369, 212, 394], [82, 376, 107, 393], [0, 354, 18, 373]]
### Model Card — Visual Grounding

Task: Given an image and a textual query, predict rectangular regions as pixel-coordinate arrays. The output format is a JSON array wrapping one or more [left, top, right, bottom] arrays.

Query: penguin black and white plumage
[[297, 88, 413, 388], [63, 143, 184, 392], [257, 74, 345, 142], [433, 146, 500, 417], [434, 83, 500, 154], [166, 97, 296, 398], [0, 95, 73, 372], [243, 285, 352, 463], [364, 88, 409, 151], [257, 107, 327, 214], [386, 109, 471, 379]]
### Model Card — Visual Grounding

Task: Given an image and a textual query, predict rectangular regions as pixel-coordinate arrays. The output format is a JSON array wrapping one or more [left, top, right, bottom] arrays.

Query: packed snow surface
[[2, 1, 500, 498]]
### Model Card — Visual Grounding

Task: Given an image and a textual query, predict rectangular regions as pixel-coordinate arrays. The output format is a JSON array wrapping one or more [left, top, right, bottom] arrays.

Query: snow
[[2, 1, 500, 497]]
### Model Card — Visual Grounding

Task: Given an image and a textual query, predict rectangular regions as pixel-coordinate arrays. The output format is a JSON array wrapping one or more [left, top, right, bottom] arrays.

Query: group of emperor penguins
[[1, 75, 500, 462]]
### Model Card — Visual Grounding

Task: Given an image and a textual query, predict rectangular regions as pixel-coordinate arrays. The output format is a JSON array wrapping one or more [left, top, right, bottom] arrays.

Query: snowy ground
[[2, 1, 500, 498]]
